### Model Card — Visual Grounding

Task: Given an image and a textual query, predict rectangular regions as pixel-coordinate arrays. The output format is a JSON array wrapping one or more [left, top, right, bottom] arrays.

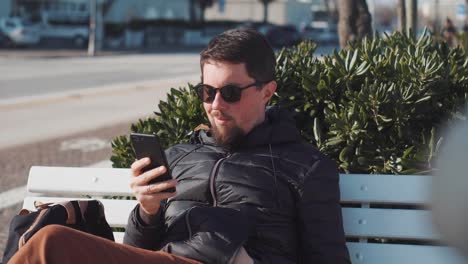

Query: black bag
[[2, 200, 114, 264]]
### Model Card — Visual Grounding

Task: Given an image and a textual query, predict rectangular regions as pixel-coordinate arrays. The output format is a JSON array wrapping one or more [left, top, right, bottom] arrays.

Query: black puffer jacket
[[124, 107, 350, 264]]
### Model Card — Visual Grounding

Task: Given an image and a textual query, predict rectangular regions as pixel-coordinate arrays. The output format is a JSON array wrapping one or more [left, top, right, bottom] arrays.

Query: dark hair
[[200, 27, 276, 83]]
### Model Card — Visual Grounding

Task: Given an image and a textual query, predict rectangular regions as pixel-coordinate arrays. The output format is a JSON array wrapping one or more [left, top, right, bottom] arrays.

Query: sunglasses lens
[[221, 85, 241, 103], [196, 84, 244, 103], [197, 84, 215, 103]]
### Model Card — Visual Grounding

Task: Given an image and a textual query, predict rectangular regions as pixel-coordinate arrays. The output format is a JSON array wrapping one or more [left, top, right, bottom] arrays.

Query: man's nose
[[211, 91, 227, 110]]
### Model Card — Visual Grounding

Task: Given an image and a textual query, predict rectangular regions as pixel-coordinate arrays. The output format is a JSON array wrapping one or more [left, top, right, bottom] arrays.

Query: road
[[0, 53, 200, 101], [0, 52, 201, 254], [1, 53, 200, 149]]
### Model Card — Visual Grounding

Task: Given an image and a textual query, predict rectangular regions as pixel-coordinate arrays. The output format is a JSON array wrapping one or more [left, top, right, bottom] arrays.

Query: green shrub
[[110, 85, 206, 168], [457, 32, 468, 52], [274, 31, 467, 174], [111, 32, 468, 174]]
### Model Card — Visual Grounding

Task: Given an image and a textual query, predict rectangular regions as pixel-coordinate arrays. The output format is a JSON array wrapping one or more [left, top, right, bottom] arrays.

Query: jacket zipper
[[209, 155, 229, 207], [185, 207, 194, 238]]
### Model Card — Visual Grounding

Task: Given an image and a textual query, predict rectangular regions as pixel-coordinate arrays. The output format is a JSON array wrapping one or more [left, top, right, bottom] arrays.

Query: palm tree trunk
[[338, 0, 355, 48], [398, 0, 406, 32], [338, 0, 372, 48], [406, 0, 418, 38], [355, 0, 372, 39]]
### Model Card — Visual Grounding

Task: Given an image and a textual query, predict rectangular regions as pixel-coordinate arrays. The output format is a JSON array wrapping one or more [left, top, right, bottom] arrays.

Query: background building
[[0, 0, 12, 18], [205, 0, 320, 28], [104, 0, 191, 23], [0, 0, 322, 27]]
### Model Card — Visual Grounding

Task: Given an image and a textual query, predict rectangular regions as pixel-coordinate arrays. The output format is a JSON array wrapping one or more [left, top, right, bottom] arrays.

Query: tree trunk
[[466, 0, 468, 18], [433, 0, 439, 33], [338, 0, 355, 48], [397, 0, 406, 32], [355, 0, 372, 39], [338, 0, 372, 48], [406, 0, 417, 38]]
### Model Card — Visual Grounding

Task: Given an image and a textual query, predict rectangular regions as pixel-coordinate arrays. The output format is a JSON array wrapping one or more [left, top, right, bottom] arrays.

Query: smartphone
[[130, 133, 175, 192]]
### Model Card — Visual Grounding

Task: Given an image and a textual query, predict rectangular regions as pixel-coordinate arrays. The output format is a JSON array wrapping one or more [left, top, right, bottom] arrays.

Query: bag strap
[[33, 200, 88, 225], [18, 209, 48, 249]]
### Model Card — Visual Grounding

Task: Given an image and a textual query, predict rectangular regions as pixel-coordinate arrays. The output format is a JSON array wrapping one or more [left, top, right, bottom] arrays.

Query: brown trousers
[[8, 225, 201, 264]]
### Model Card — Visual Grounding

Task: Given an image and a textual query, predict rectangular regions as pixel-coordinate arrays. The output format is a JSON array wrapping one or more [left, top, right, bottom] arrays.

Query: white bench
[[23, 166, 467, 264]]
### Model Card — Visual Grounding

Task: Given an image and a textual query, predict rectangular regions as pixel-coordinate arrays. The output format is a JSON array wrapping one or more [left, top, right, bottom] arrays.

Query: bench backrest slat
[[342, 208, 439, 240], [339, 174, 431, 205]]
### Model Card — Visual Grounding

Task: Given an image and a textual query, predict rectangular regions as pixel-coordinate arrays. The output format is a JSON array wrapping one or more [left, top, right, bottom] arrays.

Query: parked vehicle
[[0, 17, 41, 46], [244, 23, 302, 48], [37, 15, 89, 48], [0, 30, 9, 47], [266, 25, 302, 48], [301, 25, 339, 45]]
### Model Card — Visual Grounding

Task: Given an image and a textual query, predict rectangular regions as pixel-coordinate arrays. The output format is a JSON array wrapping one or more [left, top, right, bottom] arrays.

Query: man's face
[[202, 61, 276, 146]]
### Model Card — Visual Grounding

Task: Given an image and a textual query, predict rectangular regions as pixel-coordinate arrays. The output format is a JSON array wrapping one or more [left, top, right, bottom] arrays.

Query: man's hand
[[130, 158, 177, 216]]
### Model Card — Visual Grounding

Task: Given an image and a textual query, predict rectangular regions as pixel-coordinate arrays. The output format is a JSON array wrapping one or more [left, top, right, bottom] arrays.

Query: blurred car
[[0, 30, 9, 47], [37, 14, 89, 48], [301, 26, 339, 45], [39, 22, 89, 48], [243, 23, 302, 48], [0, 17, 41, 46], [265, 25, 302, 48]]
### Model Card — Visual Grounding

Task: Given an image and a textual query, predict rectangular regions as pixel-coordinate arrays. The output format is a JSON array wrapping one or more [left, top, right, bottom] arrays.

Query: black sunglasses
[[195, 81, 267, 103]]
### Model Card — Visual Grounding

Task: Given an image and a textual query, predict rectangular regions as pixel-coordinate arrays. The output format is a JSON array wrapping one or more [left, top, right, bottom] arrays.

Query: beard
[[209, 110, 246, 149]]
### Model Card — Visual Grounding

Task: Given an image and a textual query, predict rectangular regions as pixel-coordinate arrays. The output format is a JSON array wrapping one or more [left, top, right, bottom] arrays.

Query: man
[[125, 27, 350, 263], [443, 18, 458, 47], [8, 28, 350, 264]]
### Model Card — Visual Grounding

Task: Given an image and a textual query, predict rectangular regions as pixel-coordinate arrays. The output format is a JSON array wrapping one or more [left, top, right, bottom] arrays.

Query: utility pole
[[88, 0, 96, 56], [87, 0, 103, 56], [406, 0, 418, 38]]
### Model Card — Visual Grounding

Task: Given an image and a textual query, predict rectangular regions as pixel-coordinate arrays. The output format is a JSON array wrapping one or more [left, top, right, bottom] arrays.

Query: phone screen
[[130, 133, 175, 192]]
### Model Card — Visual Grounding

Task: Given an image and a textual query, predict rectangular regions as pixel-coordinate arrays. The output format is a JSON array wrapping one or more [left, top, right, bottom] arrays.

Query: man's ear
[[262, 80, 277, 104]]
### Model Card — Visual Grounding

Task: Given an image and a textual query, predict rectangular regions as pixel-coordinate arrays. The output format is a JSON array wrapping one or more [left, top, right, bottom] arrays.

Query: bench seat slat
[[346, 242, 467, 264], [27, 166, 132, 196], [342, 207, 440, 240]]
